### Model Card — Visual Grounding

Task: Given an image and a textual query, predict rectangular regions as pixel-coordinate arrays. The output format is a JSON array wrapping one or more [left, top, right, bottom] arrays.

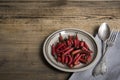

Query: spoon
[[92, 22, 110, 76], [98, 23, 110, 54]]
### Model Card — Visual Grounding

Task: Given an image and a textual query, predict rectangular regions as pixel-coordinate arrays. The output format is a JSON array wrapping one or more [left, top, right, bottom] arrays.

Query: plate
[[43, 28, 99, 72]]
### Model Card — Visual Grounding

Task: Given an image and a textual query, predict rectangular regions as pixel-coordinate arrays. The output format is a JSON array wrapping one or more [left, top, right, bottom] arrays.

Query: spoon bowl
[[98, 23, 110, 41]]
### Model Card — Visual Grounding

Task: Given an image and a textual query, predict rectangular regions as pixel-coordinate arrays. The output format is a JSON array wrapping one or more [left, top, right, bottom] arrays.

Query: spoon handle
[[92, 55, 107, 76], [101, 42, 109, 74], [92, 41, 108, 76], [92, 55, 106, 76], [101, 56, 107, 75], [102, 41, 107, 55]]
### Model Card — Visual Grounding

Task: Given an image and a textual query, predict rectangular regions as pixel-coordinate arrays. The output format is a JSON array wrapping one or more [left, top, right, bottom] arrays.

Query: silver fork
[[92, 30, 119, 76]]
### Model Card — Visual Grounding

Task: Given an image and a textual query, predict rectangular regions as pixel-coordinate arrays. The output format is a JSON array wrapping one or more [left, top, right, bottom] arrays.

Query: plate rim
[[43, 28, 99, 72]]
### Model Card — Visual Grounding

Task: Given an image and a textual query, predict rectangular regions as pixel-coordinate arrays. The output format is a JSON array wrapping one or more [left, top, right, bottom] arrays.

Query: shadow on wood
[[93, 25, 99, 37]]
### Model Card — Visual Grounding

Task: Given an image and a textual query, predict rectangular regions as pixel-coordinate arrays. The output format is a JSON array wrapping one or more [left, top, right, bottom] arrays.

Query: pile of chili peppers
[[51, 33, 93, 68]]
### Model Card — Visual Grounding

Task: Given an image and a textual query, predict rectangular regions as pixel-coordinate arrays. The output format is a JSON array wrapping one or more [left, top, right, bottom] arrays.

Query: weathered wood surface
[[0, 1, 120, 80]]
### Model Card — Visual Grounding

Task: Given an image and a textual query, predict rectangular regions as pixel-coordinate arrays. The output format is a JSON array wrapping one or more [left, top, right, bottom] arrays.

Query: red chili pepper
[[56, 42, 65, 50], [79, 54, 87, 63], [55, 43, 62, 49], [80, 50, 91, 56], [57, 56, 61, 62], [59, 46, 71, 53], [81, 41, 84, 47], [63, 48, 74, 55], [68, 35, 72, 40], [72, 49, 82, 55], [87, 55, 92, 62], [60, 42, 67, 50], [82, 47, 93, 53], [75, 34, 79, 47], [84, 42, 89, 49], [73, 39, 77, 48], [65, 56, 69, 64], [74, 53, 80, 61], [79, 58, 87, 64], [68, 55, 73, 65], [81, 53, 86, 56], [52, 44, 56, 56], [74, 55, 81, 65], [76, 33, 79, 40], [76, 40, 80, 49], [57, 53, 61, 56], [67, 40, 72, 46], [66, 35, 74, 46], [61, 55, 65, 64], [79, 41, 81, 47], [59, 33, 63, 42]]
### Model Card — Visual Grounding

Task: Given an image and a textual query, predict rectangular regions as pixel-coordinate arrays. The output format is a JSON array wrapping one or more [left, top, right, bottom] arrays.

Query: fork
[[92, 30, 119, 76]]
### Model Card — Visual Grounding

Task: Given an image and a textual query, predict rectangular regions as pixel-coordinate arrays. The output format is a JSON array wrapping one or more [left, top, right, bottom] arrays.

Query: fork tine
[[108, 29, 114, 42], [110, 30, 116, 42], [108, 29, 119, 43], [112, 30, 119, 42]]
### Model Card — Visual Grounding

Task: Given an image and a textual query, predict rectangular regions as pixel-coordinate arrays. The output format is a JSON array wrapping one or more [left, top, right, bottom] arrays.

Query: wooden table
[[0, 0, 120, 80]]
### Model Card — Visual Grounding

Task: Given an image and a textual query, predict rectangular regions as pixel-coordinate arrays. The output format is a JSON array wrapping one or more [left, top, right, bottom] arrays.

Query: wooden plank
[[0, 1, 120, 9], [0, 7, 120, 19], [0, 1, 120, 19], [0, 72, 69, 80]]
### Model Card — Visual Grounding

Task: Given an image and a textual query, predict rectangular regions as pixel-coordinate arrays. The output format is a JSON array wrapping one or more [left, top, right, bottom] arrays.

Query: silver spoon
[[92, 22, 110, 76], [98, 23, 110, 55]]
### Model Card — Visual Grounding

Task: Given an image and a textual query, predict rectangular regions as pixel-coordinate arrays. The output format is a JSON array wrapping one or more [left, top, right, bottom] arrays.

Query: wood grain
[[0, 1, 120, 80]]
